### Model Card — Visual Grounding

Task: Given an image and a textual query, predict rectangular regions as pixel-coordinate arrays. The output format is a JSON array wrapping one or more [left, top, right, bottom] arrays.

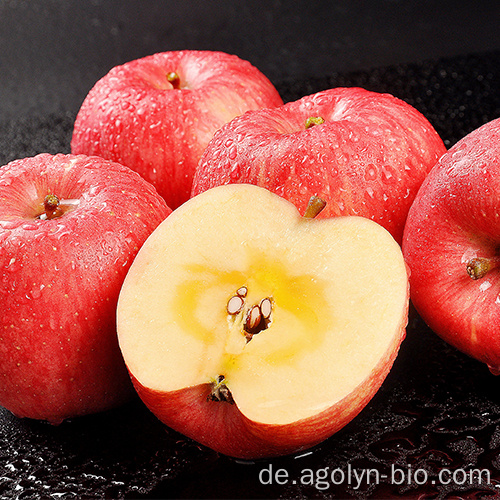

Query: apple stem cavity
[[167, 71, 181, 89], [38, 195, 80, 220], [208, 375, 234, 404], [305, 116, 325, 129], [303, 195, 327, 219], [466, 257, 500, 280]]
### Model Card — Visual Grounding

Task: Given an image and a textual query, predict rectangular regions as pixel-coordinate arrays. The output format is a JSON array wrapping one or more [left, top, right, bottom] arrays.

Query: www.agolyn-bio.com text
[[258, 463, 492, 491]]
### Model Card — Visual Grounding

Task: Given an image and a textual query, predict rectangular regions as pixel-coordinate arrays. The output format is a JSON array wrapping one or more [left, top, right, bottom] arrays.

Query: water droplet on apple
[[230, 164, 241, 181], [0, 220, 19, 230], [228, 146, 238, 160], [30, 284, 45, 300], [21, 222, 39, 231], [364, 164, 378, 181], [5, 257, 21, 273]]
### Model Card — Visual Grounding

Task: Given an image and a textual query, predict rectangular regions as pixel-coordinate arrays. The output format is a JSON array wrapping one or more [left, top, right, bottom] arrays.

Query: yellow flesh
[[117, 184, 408, 425]]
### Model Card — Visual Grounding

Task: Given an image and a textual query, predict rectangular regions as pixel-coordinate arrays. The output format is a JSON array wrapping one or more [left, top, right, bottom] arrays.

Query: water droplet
[[230, 164, 241, 181], [228, 146, 238, 160], [21, 222, 39, 231], [364, 164, 378, 181]]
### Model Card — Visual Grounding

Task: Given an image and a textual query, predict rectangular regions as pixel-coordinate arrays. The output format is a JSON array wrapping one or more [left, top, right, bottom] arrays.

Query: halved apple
[[117, 184, 409, 459]]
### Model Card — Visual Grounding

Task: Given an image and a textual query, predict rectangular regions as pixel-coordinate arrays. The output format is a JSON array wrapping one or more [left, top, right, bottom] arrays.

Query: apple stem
[[167, 71, 181, 89], [303, 195, 327, 219], [466, 256, 500, 280], [37, 195, 80, 220], [305, 116, 325, 129], [41, 194, 61, 220]]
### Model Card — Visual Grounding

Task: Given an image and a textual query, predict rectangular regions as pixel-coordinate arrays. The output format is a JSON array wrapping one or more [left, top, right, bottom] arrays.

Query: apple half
[[117, 184, 409, 458]]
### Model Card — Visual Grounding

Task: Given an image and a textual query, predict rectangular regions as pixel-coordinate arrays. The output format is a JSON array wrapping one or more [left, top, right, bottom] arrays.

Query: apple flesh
[[117, 184, 409, 458], [0, 153, 171, 423], [71, 50, 284, 210], [191, 87, 447, 244], [403, 117, 500, 375]]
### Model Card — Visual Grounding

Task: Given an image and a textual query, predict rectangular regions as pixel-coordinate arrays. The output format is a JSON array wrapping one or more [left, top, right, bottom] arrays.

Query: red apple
[[117, 184, 409, 459], [0, 153, 171, 423], [403, 117, 500, 375], [71, 50, 283, 210], [191, 87, 446, 244]]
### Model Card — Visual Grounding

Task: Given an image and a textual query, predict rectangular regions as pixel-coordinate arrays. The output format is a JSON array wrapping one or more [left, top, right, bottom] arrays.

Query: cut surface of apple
[[117, 184, 409, 457]]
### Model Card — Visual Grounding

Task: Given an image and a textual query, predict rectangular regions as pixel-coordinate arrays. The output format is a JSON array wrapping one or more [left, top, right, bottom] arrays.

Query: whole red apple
[[117, 184, 409, 459], [0, 153, 171, 423], [403, 117, 500, 375], [71, 50, 283, 210], [192, 87, 446, 244]]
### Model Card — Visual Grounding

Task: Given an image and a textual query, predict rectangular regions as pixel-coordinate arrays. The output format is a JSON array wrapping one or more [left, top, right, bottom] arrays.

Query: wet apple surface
[[0, 153, 171, 423], [192, 86, 447, 244], [71, 50, 284, 210], [403, 117, 500, 375]]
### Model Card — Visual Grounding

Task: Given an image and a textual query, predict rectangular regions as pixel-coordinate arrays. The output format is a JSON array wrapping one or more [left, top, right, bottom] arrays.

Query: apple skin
[[0, 153, 171, 423], [71, 50, 284, 210], [192, 87, 446, 244], [129, 327, 405, 459], [402, 117, 500, 374]]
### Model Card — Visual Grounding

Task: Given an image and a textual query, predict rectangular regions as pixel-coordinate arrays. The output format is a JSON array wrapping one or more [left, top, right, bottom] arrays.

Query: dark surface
[[2, 2, 500, 499], [1, 0, 500, 119]]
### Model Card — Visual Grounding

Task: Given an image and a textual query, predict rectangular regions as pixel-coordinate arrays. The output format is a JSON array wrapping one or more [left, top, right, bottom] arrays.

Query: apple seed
[[208, 375, 234, 404], [227, 295, 244, 315], [237, 286, 248, 297], [246, 305, 262, 332], [260, 298, 272, 319], [305, 116, 325, 129]]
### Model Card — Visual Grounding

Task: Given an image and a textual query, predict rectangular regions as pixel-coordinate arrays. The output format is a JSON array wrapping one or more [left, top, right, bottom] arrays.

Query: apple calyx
[[37, 194, 80, 220], [208, 375, 235, 404], [305, 116, 325, 129], [166, 71, 181, 89], [466, 256, 500, 280], [303, 195, 327, 219]]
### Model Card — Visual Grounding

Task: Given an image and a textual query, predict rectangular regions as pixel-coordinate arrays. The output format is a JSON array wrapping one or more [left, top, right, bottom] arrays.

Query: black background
[[1, 1, 500, 499]]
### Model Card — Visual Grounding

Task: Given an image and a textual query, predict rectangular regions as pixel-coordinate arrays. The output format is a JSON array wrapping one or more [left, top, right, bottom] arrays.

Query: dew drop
[[230, 164, 241, 181], [364, 164, 378, 181]]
